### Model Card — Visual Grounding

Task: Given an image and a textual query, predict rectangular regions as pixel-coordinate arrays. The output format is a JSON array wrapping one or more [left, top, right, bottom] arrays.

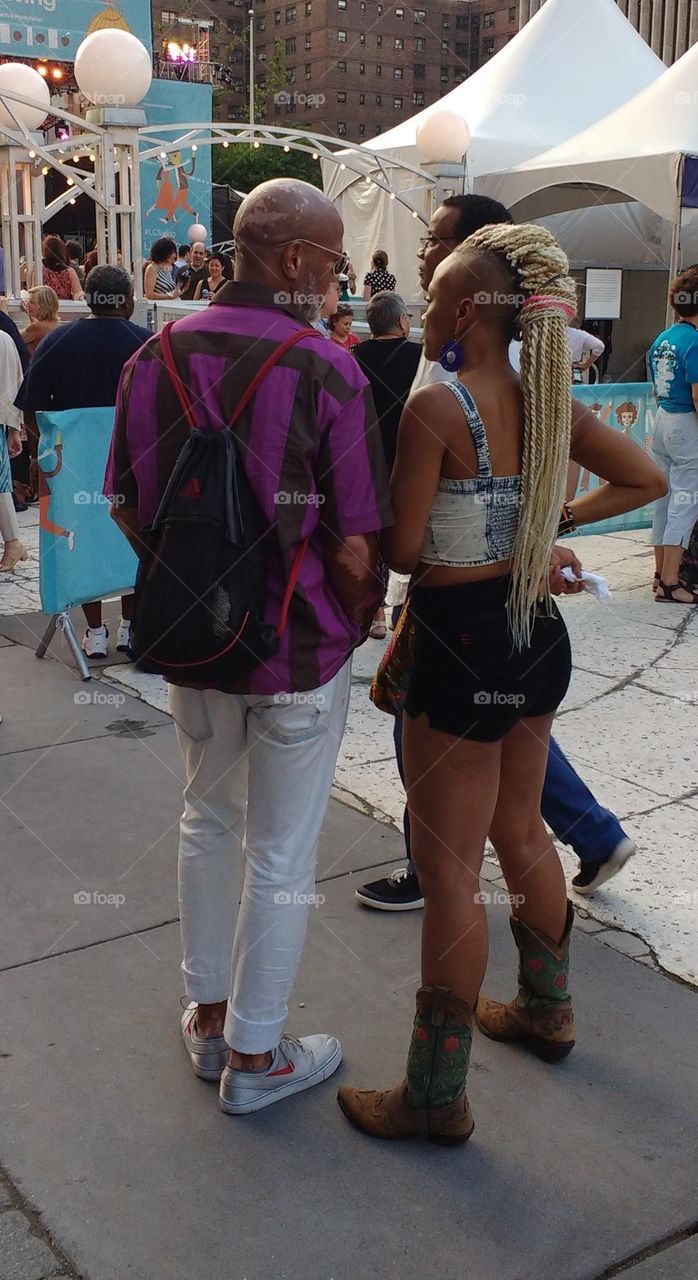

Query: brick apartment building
[[153, 1, 519, 141], [520, 0, 698, 62]]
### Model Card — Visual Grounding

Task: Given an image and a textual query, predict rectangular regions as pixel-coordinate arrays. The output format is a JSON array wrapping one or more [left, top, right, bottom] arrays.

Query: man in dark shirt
[[354, 290, 422, 473], [16, 264, 150, 658], [176, 240, 208, 301]]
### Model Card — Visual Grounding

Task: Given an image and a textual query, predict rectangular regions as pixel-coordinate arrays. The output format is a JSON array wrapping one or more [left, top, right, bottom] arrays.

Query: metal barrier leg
[[35, 611, 91, 681], [35, 614, 58, 660]]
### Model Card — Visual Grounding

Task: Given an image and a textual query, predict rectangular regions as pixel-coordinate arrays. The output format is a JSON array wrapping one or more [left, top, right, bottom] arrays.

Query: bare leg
[[83, 600, 103, 628], [121, 593, 135, 621], [489, 714, 567, 943], [403, 712, 501, 1006]]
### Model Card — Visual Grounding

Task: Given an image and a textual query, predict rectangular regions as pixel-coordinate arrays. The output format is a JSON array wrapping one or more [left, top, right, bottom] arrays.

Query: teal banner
[[37, 407, 138, 614], [141, 81, 212, 259], [571, 382, 656, 536], [0, 0, 151, 63]]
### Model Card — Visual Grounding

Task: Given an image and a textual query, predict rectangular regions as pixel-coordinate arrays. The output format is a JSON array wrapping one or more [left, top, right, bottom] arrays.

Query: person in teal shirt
[[648, 266, 698, 602]]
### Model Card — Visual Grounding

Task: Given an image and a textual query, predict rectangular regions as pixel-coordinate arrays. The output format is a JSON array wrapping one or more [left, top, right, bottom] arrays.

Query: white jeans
[[170, 662, 351, 1054], [650, 407, 698, 547]]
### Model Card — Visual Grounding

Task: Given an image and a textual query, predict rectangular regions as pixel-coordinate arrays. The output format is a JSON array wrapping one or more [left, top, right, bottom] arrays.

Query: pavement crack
[[0, 918, 180, 973], [591, 1219, 698, 1277]]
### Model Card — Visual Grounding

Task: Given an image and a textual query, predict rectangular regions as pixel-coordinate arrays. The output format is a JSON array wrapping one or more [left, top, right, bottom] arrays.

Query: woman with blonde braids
[[337, 223, 665, 1145]]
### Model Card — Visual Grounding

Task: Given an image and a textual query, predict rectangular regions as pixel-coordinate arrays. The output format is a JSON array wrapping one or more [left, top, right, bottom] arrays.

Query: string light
[[37, 65, 48, 77], [89, 153, 96, 162], [66, 176, 74, 185], [69, 197, 76, 204], [222, 140, 229, 148], [412, 210, 419, 218], [339, 162, 346, 170], [283, 144, 290, 152], [159, 150, 167, 159], [253, 140, 260, 148], [312, 152, 319, 160], [191, 144, 197, 152], [41, 166, 49, 176], [51, 68, 63, 80]]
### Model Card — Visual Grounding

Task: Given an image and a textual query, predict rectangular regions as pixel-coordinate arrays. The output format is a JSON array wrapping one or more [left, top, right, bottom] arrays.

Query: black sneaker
[[355, 867, 424, 911], [571, 838, 636, 896]]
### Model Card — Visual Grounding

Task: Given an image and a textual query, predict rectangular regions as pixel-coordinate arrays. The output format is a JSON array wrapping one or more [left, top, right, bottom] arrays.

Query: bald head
[[233, 178, 344, 320]]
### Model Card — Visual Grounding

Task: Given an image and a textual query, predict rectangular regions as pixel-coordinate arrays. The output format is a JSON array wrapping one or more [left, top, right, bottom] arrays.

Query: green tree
[[212, 142, 322, 192]]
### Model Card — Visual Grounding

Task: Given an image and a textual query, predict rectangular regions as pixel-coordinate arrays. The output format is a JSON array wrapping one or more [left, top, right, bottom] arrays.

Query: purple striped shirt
[[105, 283, 392, 693]]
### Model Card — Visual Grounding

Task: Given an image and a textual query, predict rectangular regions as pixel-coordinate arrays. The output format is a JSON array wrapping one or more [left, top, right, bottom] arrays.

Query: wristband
[[557, 502, 577, 537]]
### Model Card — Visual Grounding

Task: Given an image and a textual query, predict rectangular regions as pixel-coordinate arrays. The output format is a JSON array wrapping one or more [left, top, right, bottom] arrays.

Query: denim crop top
[[420, 382, 521, 568]]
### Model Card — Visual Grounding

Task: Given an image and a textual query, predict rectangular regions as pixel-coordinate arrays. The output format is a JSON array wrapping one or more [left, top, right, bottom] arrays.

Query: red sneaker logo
[[267, 1061, 295, 1077]]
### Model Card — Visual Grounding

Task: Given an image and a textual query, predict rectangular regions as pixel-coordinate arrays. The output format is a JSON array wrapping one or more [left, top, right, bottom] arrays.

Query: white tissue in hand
[[560, 566, 612, 603]]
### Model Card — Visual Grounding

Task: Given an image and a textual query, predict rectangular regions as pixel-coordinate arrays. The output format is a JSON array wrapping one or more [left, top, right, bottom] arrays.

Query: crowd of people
[[0, 187, 694, 1145]]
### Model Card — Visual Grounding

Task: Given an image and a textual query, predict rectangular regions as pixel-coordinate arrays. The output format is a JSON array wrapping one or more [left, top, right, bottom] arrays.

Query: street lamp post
[[248, 8, 255, 127]]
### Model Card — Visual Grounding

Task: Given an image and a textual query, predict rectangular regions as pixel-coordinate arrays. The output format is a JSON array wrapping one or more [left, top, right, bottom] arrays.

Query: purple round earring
[[438, 339, 465, 372]]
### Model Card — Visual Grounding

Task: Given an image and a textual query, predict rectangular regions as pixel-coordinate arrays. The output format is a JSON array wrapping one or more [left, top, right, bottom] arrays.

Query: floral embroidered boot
[[476, 902, 575, 1063], [337, 986, 475, 1144]]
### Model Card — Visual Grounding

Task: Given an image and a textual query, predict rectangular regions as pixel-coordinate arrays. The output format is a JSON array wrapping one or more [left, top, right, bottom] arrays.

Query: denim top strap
[[444, 381, 492, 479]]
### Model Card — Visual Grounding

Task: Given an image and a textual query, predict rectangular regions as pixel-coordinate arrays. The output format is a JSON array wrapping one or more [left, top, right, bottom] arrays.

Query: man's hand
[[7, 428, 22, 459], [549, 543, 584, 595]]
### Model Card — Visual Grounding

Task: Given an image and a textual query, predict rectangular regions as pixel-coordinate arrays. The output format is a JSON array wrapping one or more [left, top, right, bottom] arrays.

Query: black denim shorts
[[404, 576, 572, 742]]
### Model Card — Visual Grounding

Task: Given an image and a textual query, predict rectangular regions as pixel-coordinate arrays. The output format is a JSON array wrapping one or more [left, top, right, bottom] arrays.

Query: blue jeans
[[393, 720, 626, 871]]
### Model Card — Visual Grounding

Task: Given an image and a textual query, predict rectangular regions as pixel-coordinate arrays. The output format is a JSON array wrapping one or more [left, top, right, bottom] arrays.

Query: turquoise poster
[[0, 0, 152, 63], [571, 382, 656, 535], [140, 80, 212, 258]]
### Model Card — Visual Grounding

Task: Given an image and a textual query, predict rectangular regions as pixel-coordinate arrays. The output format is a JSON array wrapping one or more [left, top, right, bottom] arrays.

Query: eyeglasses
[[274, 238, 350, 277]]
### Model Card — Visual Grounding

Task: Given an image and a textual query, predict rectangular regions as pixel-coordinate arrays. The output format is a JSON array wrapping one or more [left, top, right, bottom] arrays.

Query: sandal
[[655, 579, 698, 604]]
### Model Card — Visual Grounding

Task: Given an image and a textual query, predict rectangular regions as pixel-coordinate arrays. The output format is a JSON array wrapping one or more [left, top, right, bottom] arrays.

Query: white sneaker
[[219, 1033, 342, 1115], [81, 626, 108, 658], [180, 1002, 229, 1081], [116, 619, 131, 652]]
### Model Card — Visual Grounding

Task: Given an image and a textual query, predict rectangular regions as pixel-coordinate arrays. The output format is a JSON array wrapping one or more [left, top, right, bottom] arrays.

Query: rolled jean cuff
[[225, 1004, 286, 1055], [182, 963, 231, 1005]]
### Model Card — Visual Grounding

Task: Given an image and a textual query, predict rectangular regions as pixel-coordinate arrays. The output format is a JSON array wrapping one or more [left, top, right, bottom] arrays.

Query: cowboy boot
[[476, 902, 575, 1063], [337, 986, 475, 1144]]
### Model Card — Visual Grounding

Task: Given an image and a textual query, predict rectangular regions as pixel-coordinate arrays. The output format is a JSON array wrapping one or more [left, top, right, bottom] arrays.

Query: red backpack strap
[[159, 321, 199, 429], [226, 326, 321, 429]]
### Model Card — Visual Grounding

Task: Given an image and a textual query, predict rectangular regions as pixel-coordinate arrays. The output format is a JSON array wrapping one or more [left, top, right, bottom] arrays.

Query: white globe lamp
[[188, 223, 208, 244], [74, 30, 152, 108], [415, 110, 471, 165], [0, 63, 51, 131]]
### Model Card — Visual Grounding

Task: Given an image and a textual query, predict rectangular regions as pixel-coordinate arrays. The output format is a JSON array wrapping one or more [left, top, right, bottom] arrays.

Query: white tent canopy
[[324, 0, 664, 298], [476, 39, 698, 225]]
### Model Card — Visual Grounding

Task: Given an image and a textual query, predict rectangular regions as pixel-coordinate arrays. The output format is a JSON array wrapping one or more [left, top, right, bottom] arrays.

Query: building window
[[483, 37, 495, 53], [413, 90, 425, 106], [442, 16, 451, 29], [393, 96, 402, 109], [394, 37, 404, 50], [337, 58, 346, 70], [285, 4, 296, 20], [484, 12, 495, 27], [359, 61, 365, 74], [440, 66, 448, 81], [455, 42, 469, 58], [337, 90, 346, 102], [376, 33, 383, 47], [304, 31, 311, 47], [305, 61, 311, 77], [375, 123, 381, 133], [395, 6, 404, 18], [394, 66, 403, 78], [413, 62, 425, 78], [305, 0, 312, 12], [414, 8, 426, 22], [441, 40, 449, 53], [358, 123, 365, 135], [256, 16, 266, 29], [285, 35, 296, 52], [337, 121, 347, 135], [456, 14, 469, 29], [360, 0, 366, 9], [359, 91, 365, 103], [161, 10, 177, 20], [287, 67, 296, 82], [274, 8, 281, 23], [376, 64, 382, 76], [454, 68, 467, 82], [337, 28, 347, 41], [414, 36, 426, 52], [376, 93, 382, 105], [338, 0, 347, 8], [509, 5, 517, 19], [359, 32, 365, 44]]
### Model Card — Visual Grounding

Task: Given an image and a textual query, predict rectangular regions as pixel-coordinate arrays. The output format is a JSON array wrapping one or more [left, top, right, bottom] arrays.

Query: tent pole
[[666, 154, 685, 327]]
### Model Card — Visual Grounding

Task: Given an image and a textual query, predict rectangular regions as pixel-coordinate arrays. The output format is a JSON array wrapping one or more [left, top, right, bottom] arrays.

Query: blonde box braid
[[458, 223, 577, 648]]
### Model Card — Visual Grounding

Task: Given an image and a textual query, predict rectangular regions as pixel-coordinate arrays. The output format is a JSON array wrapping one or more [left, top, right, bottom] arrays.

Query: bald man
[[107, 179, 391, 1116]]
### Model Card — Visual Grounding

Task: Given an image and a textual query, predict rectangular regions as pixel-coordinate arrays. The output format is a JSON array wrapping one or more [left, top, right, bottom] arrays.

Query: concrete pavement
[[1, 616, 697, 1280]]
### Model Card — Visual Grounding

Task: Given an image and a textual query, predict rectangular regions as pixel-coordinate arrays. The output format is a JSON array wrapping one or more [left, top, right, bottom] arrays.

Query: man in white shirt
[[567, 322, 605, 382]]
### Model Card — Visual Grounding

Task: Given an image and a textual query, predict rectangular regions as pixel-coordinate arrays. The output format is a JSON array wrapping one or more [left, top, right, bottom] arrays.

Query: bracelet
[[557, 502, 577, 537]]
